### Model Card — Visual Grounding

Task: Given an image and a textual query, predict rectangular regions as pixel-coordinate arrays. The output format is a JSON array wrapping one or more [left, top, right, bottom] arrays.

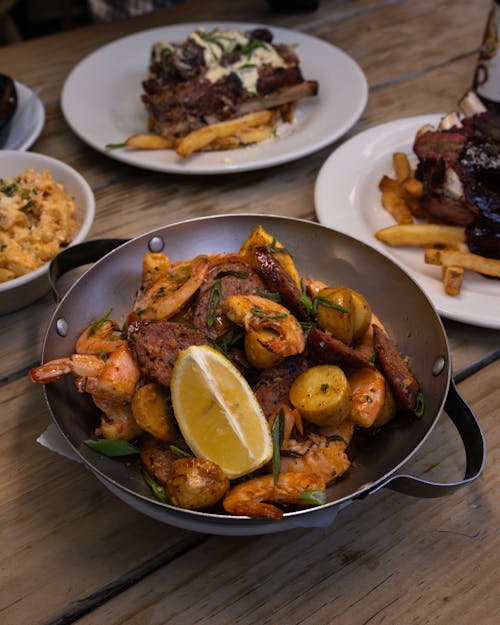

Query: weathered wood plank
[[72, 360, 499, 625], [0, 377, 204, 625]]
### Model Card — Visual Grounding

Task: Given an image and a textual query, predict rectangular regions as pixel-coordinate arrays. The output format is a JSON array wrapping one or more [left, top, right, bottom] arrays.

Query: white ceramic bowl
[[0, 151, 95, 314]]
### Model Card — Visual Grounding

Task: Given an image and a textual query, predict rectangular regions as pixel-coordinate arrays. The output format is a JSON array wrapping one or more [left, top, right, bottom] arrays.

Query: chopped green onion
[[255, 288, 281, 302], [249, 306, 288, 320], [170, 445, 192, 458], [313, 295, 349, 314], [87, 308, 112, 336], [142, 469, 169, 503], [84, 438, 139, 457], [207, 279, 223, 328], [299, 489, 327, 506], [105, 142, 126, 150], [271, 410, 284, 484], [414, 392, 425, 418]]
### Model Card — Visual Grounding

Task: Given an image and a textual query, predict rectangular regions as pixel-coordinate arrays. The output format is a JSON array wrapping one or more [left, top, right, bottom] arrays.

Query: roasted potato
[[315, 287, 354, 345], [371, 382, 397, 428], [244, 328, 284, 370], [131, 383, 178, 441], [350, 290, 372, 341], [239, 224, 301, 288], [289, 364, 352, 426]]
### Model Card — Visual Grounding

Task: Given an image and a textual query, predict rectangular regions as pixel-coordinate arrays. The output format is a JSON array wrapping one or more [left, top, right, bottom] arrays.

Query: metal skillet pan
[[40, 215, 485, 535]]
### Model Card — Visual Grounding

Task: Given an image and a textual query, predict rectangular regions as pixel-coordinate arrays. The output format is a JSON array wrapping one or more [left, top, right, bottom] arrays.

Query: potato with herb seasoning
[[131, 382, 178, 441], [239, 224, 301, 288], [315, 287, 354, 345], [289, 364, 352, 426]]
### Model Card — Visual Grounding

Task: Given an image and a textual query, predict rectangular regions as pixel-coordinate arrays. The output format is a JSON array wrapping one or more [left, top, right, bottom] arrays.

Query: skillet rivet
[[432, 356, 446, 376], [56, 318, 68, 337], [148, 237, 164, 253]]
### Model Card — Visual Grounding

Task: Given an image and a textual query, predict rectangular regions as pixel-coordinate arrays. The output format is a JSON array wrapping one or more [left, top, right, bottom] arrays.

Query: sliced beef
[[128, 320, 207, 388], [253, 356, 309, 417], [419, 191, 474, 226], [192, 260, 266, 337]]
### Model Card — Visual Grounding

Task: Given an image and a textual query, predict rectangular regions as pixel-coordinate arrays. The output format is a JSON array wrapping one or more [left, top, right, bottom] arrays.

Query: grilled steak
[[142, 27, 318, 140], [414, 107, 500, 259]]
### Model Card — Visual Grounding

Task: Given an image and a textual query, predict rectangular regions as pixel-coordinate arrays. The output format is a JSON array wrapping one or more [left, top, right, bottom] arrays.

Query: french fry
[[125, 133, 173, 149], [375, 224, 466, 247], [393, 152, 412, 182], [175, 110, 276, 158], [403, 178, 423, 198], [442, 266, 464, 296], [424, 248, 500, 278], [379, 175, 402, 195], [381, 192, 414, 224]]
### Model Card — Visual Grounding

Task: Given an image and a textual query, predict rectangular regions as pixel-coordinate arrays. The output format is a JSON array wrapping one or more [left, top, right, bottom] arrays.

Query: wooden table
[[1, 1, 499, 623]]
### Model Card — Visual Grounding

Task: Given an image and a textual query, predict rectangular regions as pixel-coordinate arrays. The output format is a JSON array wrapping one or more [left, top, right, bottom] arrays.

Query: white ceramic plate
[[61, 22, 367, 174], [314, 115, 500, 330], [0, 81, 45, 150]]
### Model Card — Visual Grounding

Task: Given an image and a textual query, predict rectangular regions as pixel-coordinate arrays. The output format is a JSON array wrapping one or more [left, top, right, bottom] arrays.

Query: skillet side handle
[[379, 380, 486, 498], [49, 239, 129, 303]]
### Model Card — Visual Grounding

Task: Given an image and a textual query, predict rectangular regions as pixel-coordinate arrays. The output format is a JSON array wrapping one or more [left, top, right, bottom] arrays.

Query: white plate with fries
[[314, 115, 500, 329], [61, 22, 367, 174]]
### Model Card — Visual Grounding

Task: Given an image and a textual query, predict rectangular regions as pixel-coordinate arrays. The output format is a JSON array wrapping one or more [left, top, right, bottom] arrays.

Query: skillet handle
[[49, 239, 129, 303], [377, 379, 485, 498]]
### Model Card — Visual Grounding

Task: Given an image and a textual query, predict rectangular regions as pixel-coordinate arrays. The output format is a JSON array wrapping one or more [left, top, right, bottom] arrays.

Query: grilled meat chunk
[[253, 246, 310, 320], [253, 356, 310, 417], [128, 320, 207, 389], [307, 326, 375, 371], [372, 325, 419, 413]]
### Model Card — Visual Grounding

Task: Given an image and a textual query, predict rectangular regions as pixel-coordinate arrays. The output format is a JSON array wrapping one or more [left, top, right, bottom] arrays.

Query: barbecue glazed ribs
[[413, 95, 500, 260], [141, 27, 318, 141]]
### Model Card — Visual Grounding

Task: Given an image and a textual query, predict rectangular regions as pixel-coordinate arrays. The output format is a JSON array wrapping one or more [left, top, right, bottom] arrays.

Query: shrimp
[[223, 471, 326, 520], [141, 252, 171, 290], [302, 276, 329, 297], [280, 432, 351, 484], [134, 255, 209, 320], [221, 294, 306, 369], [95, 399, 142, 441], [354, 313, 387, 360], [75, 319, 126, 355], [29, 354, 106, 384], [347, 366, 386, 428], [77, 345, 141, 404]]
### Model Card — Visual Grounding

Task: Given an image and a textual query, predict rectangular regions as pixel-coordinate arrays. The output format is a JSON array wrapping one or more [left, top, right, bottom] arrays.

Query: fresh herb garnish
[[0, 182, 18, 196], [207, 279, 223, 328], [142, 469, 169, 503], [84, 438, 139, 457], [105, 142, 126, 150], [271, 410, 284, 484], [255, 288, 281, 302], [313, 295, 349, 314], [209, 327, 245, 355], [299, 489, 327, 506], [414, 392, 425, 418], [87, 308, 112, 336], [170, 445, 192, 458], [299, 278, 314, 315], [250, 306, 288, 321]]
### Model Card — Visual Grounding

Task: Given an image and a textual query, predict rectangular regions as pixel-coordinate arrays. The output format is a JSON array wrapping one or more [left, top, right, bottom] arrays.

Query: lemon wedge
[[170, 345, 273, 479]]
